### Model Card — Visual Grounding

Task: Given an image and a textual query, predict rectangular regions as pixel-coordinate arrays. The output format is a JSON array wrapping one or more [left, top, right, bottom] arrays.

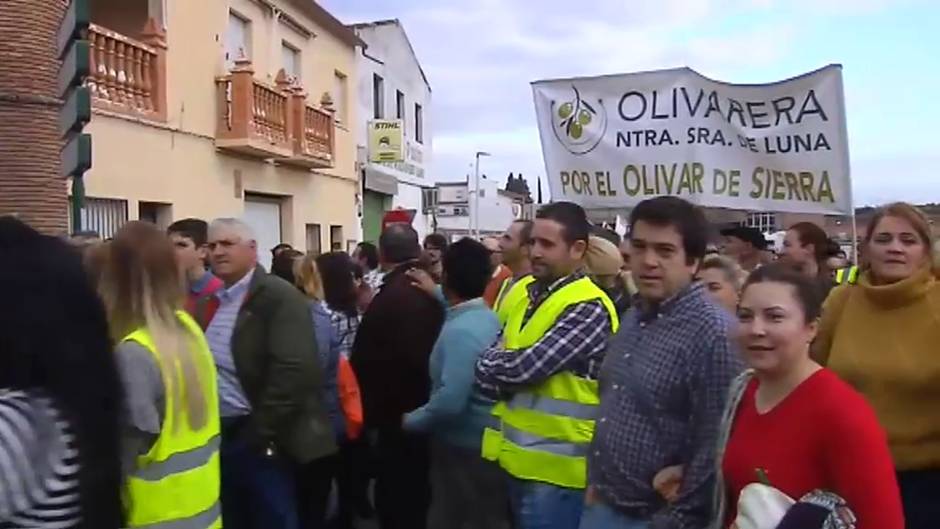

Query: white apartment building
[[350, 19, 433, 242], [433, 179, 534, 240]]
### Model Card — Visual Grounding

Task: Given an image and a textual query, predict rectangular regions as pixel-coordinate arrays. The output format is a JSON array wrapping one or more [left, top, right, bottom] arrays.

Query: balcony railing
[[87, 19, 167, 122], [215, 59, 335, 167], [300, 105, 334, 165]]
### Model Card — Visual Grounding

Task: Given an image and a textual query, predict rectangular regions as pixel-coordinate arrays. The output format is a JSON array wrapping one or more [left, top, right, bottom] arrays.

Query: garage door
[[244, 197, 282, 271]]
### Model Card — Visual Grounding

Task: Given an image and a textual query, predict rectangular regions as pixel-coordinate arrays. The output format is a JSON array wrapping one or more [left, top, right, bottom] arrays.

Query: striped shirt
[[475, 271, 611, 396], [0, 390, 81, 529], [205, 269, 254, 417]]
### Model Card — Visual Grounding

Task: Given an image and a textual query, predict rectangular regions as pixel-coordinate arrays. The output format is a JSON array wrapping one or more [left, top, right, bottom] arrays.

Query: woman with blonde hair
[[97, 221, 221, 529], [295, 252, 368, 529], [814, 202, 940, 529]]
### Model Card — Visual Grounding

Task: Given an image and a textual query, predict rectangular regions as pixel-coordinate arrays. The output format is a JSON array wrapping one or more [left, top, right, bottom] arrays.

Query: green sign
[[57, 40, 90, 97], [60, 86, 91, 136], [58, 0, 93, 232], [61, 133, 92, 178], [56, 0, 90, 58]]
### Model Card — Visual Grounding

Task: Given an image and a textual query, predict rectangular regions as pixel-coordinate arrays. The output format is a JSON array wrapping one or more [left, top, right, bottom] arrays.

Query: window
[[396, 90, 405, 119], [281, 42, 300, 80], [68, 197, 128, 239], [330, 225, 344, 252], [225, 12, 251, 69], [306, 224, 322, 256], [414, 103, 423, 143], [138, 201, 173, 229], [421, 187, 438, 213], [333, 72, 348, 123], [372, 74, 384, 119], [743, 212, 777, 233]]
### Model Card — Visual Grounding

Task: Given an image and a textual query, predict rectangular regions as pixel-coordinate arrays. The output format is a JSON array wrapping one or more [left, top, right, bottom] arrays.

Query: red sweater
[[722, 369, 904, 529]]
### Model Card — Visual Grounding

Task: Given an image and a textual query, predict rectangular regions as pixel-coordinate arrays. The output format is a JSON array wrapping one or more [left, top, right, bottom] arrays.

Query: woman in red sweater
[[713, 264, 904, 529]]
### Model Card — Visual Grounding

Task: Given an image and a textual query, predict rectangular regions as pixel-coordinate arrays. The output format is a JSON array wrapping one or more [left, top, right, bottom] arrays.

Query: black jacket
[[350, 262, 445, 429]]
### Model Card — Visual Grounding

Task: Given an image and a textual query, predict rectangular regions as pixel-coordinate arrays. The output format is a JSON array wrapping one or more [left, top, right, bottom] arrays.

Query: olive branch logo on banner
[[550, 85, 607, 155]]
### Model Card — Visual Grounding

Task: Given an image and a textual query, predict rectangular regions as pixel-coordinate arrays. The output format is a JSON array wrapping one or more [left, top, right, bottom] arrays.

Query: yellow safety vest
[[835, 265, 859, 285], [122, 311, 222, 529], [481, 277, 619, 489], [494, 275, 536, 326]]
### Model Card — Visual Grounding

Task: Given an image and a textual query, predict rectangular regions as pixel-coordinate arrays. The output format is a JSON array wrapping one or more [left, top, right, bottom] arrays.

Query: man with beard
[[475, 202, 619, 529]]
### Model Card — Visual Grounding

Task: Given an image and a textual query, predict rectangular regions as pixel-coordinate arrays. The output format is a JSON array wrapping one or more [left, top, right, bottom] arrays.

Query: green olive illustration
[[578, 109, 592, 126], [570, 122, 583, 139]]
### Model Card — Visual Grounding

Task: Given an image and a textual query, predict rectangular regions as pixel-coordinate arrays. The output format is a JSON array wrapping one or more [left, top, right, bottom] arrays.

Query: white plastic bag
[[734, 482, 795, 529]]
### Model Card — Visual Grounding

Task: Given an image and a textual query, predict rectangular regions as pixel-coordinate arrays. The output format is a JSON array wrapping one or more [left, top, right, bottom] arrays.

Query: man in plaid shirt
[[476, 202, 615, 529], [582, 197, 743, 529]]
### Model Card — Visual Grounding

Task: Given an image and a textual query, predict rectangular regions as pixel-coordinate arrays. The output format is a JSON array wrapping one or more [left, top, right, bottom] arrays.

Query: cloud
[[852, 153, 940, 206], [322, 0, 936, 205], [327, 0, 800, 181]]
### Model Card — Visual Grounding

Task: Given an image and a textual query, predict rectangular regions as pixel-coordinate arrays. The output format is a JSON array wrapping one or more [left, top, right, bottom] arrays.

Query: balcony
[[215, 58, 335, 168], [87, 19, 167, 122], [291, 102, 335, 168]]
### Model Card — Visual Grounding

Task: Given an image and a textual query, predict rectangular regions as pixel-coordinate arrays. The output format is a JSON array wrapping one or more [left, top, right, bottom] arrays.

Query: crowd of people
[[0, 196, 937, 529]]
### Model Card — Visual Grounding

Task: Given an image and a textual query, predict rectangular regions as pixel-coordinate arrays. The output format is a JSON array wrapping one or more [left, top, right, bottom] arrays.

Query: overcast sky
[[321, 0, 939, 207]]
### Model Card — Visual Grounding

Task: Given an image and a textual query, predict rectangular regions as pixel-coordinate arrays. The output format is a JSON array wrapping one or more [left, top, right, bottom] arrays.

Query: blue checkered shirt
[[475, 270, 611, 396], [588, 282, 743, 529]]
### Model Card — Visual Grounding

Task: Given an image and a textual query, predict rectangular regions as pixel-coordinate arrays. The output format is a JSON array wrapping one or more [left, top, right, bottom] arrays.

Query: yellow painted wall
[[83, 0, 359, 253]]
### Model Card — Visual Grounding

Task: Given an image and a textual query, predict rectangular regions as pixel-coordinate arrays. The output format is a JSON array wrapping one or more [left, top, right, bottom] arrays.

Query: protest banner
[[532, 65, 851, 215]]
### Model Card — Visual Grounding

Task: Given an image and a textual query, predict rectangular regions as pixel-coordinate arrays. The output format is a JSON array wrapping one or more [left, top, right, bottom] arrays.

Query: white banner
[[532, 65, 851, 214]]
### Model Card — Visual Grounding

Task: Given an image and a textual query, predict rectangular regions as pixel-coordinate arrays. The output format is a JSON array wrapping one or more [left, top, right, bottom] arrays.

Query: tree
[[505, 173, 533, 203]]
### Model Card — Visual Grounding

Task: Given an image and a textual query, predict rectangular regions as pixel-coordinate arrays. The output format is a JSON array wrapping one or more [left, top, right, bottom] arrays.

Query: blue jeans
[[579, 502, 650, 529], [220, 420, 299, 529], [508, 478, 584, 529]]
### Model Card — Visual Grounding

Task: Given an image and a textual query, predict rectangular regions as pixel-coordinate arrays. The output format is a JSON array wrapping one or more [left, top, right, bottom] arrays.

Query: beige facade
[[81, 0, 360, 256]]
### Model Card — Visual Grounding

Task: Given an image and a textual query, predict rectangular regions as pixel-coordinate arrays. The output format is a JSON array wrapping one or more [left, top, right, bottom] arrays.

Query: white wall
[[354, 23, 431, 153], [392, 181, 431, 240], [436, 179, 514, 235], [478, 180, 515, 233], [355, 24, 434, 177], [353, 21, 432, 221]]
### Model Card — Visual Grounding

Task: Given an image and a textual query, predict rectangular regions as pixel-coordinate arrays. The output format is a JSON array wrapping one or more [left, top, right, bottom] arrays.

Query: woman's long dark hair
[[0, 217, 124, 528], [316, 252, 359, 317]]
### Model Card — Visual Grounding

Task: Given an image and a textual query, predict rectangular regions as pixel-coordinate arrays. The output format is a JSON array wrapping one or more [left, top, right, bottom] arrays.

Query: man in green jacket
[[202, 218, 335, 529]]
